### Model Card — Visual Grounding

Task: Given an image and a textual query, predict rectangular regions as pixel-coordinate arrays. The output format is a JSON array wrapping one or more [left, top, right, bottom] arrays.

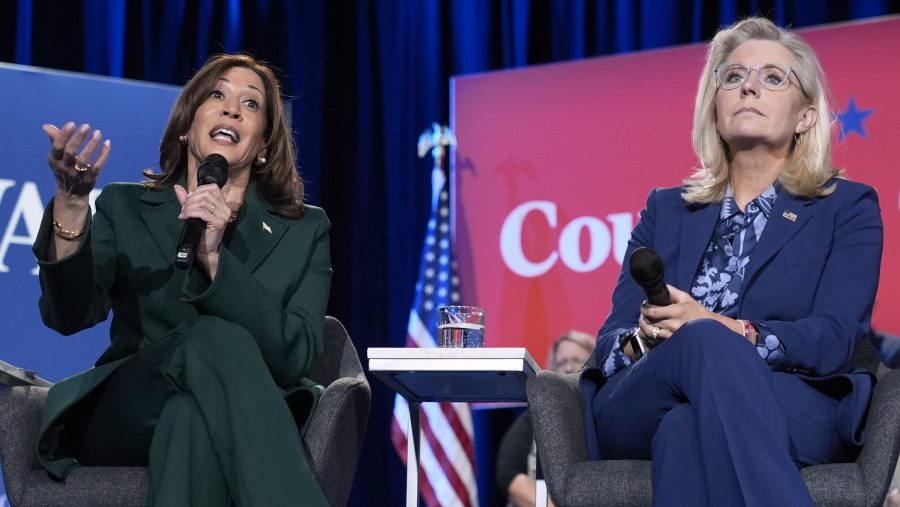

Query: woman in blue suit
[[580, 17, 883, 506]]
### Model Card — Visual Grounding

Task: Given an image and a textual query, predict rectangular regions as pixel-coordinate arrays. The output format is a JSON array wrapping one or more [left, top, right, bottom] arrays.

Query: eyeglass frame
[[550, 355, 591, 372], [714, 63, 807, 97]]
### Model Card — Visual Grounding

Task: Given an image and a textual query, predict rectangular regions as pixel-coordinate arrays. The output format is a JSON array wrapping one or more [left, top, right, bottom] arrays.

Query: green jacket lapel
[[226, 181, 288, 272], [139, 185, 183, 261], [136, 180, 289, 273]]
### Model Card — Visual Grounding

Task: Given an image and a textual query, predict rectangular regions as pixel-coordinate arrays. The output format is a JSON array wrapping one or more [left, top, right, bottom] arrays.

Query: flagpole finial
[[418, 123, 456, 207], [417, 123, 456, 169]]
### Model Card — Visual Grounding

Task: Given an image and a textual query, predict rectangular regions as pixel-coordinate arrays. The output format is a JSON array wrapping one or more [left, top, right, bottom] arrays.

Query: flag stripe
[[408, 308, 436, 348], [391, 398, 409, 464], [440, 403, 475, 463], [417, 466, 441, 507], [419, 432, 458, 507], [393, 397, 472, 507], [424, 403, 476, 496], [421, 408, 474, 506]]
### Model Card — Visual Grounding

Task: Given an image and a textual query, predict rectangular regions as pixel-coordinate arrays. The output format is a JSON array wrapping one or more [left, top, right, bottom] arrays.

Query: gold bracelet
[[52, 221, 86, 240]]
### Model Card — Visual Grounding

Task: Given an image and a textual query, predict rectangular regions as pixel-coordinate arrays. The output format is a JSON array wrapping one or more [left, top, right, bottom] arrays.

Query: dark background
[[4, 1, 898, 505]]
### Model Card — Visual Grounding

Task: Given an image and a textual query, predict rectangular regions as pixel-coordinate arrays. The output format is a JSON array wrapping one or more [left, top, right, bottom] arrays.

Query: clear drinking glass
[[438, 306, 485, 348]]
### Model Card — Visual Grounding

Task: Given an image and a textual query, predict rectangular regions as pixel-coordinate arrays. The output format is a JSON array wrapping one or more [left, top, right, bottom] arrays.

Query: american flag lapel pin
[[782, 211, 797, 222], [262, 221, 272, 234]]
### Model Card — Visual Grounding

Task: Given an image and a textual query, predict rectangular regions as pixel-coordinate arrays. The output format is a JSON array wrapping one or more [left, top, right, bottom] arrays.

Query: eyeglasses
[[552, 356, 590, 372], [715, 63, 805, 94]]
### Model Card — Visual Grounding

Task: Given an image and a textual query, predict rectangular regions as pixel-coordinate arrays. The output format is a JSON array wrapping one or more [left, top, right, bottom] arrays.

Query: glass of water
[[438, 306, 485, 348]]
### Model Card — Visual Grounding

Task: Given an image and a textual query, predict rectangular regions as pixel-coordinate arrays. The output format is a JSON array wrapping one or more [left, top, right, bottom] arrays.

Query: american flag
[[391, 162, 478, 507]]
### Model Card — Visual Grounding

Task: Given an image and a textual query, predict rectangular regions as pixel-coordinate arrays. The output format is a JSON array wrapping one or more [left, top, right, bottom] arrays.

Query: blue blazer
[[580, 178, 883, 460]]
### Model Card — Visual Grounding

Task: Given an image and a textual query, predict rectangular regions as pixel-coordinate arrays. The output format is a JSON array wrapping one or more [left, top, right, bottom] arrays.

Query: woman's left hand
[[639, 285, 716, 341], [174, 183, 230, 277]]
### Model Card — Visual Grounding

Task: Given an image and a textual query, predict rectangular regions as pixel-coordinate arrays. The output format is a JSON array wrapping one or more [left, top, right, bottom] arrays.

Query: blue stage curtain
[[2, 1, 896, 505]]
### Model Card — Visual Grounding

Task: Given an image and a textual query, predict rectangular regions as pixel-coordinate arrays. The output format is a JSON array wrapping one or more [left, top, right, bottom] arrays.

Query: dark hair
[[145, 53, 304, 218]]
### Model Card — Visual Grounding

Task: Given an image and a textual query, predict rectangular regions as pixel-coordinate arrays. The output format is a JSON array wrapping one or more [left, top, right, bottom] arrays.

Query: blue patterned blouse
[[601, 183, 786, 378]]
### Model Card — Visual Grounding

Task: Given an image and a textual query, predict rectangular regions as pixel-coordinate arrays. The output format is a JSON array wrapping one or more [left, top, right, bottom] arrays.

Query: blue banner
[[0, 63, 179, 502]]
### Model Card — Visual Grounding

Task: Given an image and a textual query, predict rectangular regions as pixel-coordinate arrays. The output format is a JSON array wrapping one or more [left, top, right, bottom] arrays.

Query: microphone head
[[197, 154, 229, 187], [629, 246, 665, 287]]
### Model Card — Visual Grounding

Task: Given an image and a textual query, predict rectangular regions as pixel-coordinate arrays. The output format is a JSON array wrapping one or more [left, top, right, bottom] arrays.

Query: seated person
[[580, 17, 882, 505], [33, 54, 331, 505], [496, 330, 595, 507]]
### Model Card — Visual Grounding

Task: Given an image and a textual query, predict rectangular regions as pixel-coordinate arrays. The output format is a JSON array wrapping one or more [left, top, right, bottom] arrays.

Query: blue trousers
[[591, 319, 847, 507]]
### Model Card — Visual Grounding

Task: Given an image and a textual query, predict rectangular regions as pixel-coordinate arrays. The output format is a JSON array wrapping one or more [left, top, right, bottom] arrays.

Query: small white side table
[[368, 347, 542, 506]]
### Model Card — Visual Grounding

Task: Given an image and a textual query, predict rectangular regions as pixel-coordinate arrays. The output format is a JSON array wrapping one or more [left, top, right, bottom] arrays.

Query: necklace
[[227, 203, 244, 223]]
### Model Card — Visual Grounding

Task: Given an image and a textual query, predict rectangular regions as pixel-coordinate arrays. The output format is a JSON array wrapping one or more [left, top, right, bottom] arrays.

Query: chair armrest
[[527, 371, 588, 499], [284, 383, 325, 439], [0, 386, 49, 502], [303, 373, 371, 507], [856, 368, 900, 504]]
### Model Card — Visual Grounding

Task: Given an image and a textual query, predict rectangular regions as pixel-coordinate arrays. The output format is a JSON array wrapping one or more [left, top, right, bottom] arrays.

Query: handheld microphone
[[175, 154, 229, 270], [628, 246, 672, 306]]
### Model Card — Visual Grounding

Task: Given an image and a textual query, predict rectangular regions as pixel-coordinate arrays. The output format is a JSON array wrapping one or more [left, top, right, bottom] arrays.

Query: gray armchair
[[527, 337, 900, 506], [0, 315, 370, 507]]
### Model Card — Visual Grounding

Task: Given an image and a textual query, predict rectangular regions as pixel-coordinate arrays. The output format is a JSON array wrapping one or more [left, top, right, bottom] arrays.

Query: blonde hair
[[683, 16, 839, 204], [549, 330, 596, 369]]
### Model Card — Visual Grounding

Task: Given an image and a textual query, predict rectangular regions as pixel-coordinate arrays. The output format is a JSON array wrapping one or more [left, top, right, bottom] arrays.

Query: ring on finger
[[208, 202, 216, 214], [74, 158, 90, 172], [652, 326, 661, 340]]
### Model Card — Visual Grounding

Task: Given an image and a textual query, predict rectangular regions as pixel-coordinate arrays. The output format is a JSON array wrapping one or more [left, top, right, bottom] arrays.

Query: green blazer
[[32, 180, 332, 480]]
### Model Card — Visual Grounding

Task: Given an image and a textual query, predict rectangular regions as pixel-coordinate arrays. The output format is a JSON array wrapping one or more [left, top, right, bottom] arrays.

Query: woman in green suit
[[33, 54, 331, 506]]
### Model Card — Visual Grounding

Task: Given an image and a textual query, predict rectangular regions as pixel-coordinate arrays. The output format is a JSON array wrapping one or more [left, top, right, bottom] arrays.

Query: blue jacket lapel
[[677, 202, 720, 290], [741, 188, 818, 294]]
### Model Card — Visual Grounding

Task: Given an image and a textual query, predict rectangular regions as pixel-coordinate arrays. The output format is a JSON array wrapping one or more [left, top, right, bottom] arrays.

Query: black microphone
[[628, 246, 672, 306], [175, 154, 229, 270]]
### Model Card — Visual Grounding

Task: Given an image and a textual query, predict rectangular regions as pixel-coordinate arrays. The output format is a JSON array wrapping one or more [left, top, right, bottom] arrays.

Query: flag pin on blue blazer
[[782, 211, 797, 222], [262, 221, 272, 234]]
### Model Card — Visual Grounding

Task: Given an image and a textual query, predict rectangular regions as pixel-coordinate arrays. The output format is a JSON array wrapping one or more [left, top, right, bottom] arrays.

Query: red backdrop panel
[[452, 17, 900, 368]]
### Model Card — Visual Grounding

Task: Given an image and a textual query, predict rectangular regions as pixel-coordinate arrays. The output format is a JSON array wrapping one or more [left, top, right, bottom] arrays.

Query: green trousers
[[74, 315, 328, 506]]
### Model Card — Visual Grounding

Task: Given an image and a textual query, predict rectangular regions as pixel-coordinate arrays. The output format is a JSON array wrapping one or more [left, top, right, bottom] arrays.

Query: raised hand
[[174, 183, 231, 278], [43, 122, 111, 198], [42, 122, 111, 260]]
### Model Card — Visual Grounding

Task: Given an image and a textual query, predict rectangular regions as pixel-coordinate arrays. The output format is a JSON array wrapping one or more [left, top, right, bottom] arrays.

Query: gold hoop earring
[[794, 131, 803, 145], [178, 135, 188, 145], [254, 156, 267, 167]]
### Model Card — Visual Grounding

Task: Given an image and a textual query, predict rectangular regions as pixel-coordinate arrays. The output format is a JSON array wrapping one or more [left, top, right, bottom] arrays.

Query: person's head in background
[[548, 330, 596, 374]]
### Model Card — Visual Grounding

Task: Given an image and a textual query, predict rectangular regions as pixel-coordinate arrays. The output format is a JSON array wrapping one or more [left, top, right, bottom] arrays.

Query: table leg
[[406, 400, 421, 507], [536, 446, 548, 507], [536, 479, 548, 507]]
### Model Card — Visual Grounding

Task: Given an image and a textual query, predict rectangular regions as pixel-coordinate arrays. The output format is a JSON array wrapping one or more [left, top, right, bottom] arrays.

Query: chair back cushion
[[302, 316, 371, 506], [308, 316, 364, 386]]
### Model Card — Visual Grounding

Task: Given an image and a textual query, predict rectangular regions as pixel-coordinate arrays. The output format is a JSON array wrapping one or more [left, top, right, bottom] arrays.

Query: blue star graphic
[[835, 97, 874, 140]]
